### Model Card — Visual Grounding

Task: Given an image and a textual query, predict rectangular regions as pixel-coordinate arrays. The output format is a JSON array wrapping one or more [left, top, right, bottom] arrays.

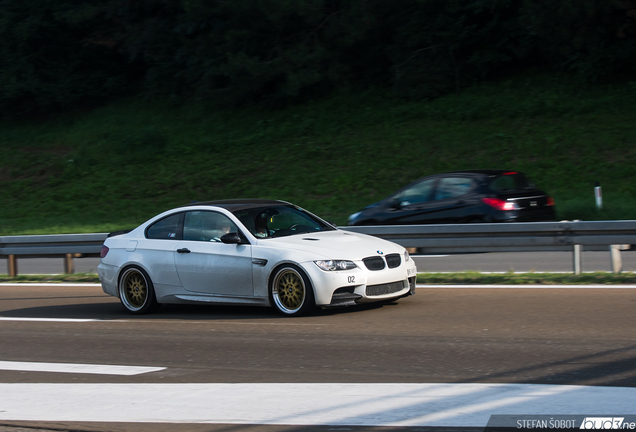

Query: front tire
[[269, 265, 315, 317], [119, 267, 160, 314]]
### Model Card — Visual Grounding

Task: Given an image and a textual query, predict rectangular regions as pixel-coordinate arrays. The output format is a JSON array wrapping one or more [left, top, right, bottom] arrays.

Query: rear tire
[[269, 265, 315, 317], [119, 267, 160, 314]]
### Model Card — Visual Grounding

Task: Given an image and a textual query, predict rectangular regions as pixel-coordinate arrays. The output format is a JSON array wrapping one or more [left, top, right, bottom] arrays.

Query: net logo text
[[580, 418, 636, 429]]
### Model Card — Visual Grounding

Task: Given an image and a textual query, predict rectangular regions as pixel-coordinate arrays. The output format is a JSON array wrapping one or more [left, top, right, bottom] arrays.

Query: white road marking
[[416, 284, 636, 289], [0, 317, 101, 322], [0, 361, 165, 376], [417, 271, 636, 274], [0, 316, 326, 325], [0, 283, 101, 287], [0, 383, 634, 426]]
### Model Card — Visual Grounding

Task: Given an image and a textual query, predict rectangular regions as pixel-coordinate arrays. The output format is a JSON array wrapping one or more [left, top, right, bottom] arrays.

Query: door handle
[[177, 248, 191, 253]]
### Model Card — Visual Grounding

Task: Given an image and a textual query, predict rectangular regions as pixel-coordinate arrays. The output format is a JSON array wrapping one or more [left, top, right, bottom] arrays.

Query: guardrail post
[[64, 254, 75, 274], [573, 245, 582, 275], [610, 245, 622, 274], [8, 255, 18, 277]]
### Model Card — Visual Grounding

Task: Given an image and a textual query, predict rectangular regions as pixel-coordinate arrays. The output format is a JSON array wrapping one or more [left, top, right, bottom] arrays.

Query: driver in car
[[254, 213, 270, 238]]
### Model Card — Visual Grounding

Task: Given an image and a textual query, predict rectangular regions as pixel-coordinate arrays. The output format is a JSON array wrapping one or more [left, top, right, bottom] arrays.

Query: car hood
[[360, 200, 383, 211], [259, 230, 404, 260]]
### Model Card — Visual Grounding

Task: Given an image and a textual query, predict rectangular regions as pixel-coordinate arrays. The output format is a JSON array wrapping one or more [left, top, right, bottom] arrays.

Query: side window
[[146, 213, 183, 240], [434, 177, 475, 200], [184, 211, 238, 242], [397, 179, 436, 206]]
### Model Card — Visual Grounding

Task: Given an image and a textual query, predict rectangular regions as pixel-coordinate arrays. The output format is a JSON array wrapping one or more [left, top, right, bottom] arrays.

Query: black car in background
[[347, 170, 555, 226]]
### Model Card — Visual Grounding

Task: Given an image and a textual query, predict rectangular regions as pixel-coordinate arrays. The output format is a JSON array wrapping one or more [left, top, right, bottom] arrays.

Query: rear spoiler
[[107, 229, 133, 238]]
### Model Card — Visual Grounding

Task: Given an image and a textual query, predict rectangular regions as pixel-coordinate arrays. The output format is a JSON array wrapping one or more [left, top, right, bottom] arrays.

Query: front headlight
[[347, 212, 361, 224], [314, 260, 357, 271], [404, 250, 410, 262]]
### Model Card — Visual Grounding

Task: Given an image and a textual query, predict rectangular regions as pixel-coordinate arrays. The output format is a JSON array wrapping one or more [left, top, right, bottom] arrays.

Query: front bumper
[[302, 257, 417, 307]]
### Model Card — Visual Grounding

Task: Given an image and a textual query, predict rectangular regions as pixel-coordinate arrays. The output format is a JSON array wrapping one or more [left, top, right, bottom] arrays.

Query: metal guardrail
[[342, 221, 636, 274], [1, 221, 634, 276], [0, 233, 107, 276], [341, 220, 636, 251]]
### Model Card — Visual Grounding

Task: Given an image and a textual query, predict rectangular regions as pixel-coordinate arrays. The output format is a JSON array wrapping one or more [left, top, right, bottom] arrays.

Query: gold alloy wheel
[[121, 269, 148, 310], [273, 268, 306, 313]]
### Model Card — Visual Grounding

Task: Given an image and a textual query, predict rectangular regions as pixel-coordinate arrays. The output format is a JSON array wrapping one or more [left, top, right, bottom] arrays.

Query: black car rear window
[[488, 173, 535, 192]]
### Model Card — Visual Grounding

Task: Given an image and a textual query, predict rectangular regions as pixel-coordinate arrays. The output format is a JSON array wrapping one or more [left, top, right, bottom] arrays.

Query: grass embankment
[[1, 272, 635, 285], [1, 73, 636, 235]]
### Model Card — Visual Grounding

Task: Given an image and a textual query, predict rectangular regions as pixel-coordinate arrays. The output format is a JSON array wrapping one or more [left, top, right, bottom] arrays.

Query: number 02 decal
[[347, 276, 355, 283]]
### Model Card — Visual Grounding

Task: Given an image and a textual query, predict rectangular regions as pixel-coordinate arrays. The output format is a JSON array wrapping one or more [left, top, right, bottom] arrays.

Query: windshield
[[232, 205, 335, 239]]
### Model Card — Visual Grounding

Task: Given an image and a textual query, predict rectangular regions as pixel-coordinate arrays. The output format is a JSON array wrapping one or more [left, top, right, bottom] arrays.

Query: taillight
[[100, 245, 109, 258], [546, 196, 555, 206], [481, 198, 520, 211]]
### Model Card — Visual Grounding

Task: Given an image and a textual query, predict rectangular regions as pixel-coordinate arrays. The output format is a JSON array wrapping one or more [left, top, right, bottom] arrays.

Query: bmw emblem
[[377, 250, 384, 255]]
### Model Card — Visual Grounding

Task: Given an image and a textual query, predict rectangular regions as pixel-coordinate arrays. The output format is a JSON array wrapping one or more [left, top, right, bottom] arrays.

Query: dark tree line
[[1, 0, 635, 116]]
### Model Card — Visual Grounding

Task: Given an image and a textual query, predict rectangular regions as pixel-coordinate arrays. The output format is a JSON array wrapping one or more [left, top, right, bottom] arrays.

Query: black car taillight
[[481, 198, 520, 211], [547, 196, 555, 206], [100, 245, 109, 258]]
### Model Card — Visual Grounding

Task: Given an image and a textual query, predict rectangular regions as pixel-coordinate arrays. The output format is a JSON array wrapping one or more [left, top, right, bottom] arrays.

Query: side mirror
[[388, 198, 402, 209], [220, 232, 243, 244]]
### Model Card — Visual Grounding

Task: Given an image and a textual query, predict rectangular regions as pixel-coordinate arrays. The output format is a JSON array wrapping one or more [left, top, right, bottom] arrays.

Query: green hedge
[[1, 0, 635, 115]]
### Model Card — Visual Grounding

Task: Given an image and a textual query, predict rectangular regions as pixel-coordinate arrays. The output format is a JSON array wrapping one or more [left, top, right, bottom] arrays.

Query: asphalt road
[[2, 284, 635, 386], [1, 284, 635, 431], [2, 250, 635, 276]]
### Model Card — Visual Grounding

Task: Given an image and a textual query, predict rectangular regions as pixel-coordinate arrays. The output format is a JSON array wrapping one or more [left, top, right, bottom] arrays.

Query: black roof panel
[[436, 169, 524, 176], [184, 199, 292, 212]]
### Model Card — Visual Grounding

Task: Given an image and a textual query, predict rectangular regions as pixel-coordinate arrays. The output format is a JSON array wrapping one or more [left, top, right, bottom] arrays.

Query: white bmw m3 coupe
[[98, 199, 417, 316]]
